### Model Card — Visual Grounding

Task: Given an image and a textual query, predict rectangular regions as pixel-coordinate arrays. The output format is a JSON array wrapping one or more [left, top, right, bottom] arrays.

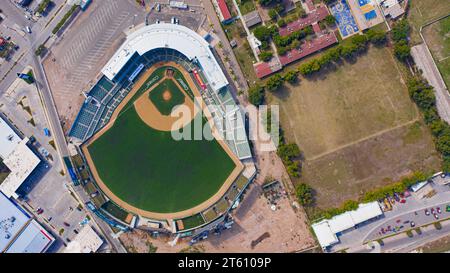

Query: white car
[[25, 26, 31, 33]]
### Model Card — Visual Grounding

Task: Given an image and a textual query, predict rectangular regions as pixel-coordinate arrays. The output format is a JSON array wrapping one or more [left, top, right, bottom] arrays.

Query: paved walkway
[[411, 43, 450, 124]]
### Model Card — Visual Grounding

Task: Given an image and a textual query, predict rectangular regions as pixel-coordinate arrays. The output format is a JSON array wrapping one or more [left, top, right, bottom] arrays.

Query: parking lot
[[329, 176, 450, 252], [43, 0, 146, 132], [146, 1, 206, 30]]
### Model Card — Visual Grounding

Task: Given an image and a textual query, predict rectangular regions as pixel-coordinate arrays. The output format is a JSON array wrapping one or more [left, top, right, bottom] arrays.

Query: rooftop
[[312, 202, 383, 249], [64, 225, 104, 253], [102, 23, 228, 92], [0, 116, 40, 199], [0, 192, 54, 253]]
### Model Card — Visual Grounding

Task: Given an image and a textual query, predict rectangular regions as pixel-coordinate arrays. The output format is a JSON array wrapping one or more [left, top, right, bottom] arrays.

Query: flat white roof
[[102, 23, 228, 92], [350, 201, 383, 224], [5, 220, 54, 253], [328, 212, 354, 233], [64, 225, 103, 253], [0, 116, 21, 159], [312, 202, 383, 249], [0, 138, 40, 198], [311, 220, 339, 249], [0, 192, 30, 252], [0, 193, 54, 253]]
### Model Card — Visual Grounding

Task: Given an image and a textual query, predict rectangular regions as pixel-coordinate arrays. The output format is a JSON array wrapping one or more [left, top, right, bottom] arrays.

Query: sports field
[[83, 63, 242, 219], [408, 0, 450, 44], [267, 47, 441, 209], [423, 16, 450, 89]]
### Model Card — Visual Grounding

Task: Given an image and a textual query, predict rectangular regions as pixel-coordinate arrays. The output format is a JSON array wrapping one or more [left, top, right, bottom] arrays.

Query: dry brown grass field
[[267, 46, 441, 210]]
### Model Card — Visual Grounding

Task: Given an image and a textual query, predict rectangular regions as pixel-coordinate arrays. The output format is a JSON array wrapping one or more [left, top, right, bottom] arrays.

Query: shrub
[[265, 74, 284, 91], [366, 28, 387, 45], [277, 19, 286, 27], [324, 15, 336, 26], [248, 84, 265, 106], [259, 51, 273, 62], [295, 183, 313, 206], [283, 70, 299, 83], [394, 40, 411, 61]]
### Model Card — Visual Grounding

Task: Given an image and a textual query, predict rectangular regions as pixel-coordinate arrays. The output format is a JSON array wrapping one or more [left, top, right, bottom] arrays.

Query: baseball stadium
[[69, 23, 255, 235]]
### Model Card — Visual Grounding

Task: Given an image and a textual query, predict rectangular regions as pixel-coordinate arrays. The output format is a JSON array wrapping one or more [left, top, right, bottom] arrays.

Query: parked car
[[425, 209, 430, 216], [410, 221, 415, 227], [63, 222, 70, 227], [446, 205, 450, 212], [434, 213, 439, 220], [437, 207, 442, 214]]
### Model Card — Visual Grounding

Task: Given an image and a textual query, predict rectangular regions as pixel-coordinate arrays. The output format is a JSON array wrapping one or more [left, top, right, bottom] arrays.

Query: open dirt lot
[[422, 16, 450, 89], [43, 0, 145, 133], [267, 46, 441, 209], [407, 0, 450, 45]]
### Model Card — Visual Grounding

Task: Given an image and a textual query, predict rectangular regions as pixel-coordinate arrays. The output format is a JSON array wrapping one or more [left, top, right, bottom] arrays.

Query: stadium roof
[[0, 116, 40, 199], [0, 192, 54, 253], [102, 23, 228, 92], [312, 202, 383, 249], [64, 225, 103, 253]]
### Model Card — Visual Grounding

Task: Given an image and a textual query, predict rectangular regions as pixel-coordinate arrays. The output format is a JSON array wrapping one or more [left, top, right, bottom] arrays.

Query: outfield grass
[[87, 102, 236, 213], [149, 79, 186, 116]]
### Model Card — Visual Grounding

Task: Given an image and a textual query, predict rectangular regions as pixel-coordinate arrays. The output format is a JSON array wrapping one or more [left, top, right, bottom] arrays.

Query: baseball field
[[82, 62, 243, 219]]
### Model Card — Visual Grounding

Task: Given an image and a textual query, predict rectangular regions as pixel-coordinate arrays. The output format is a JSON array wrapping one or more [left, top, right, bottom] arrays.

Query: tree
[[259, 0, 281, 6], [366, 28, 387, 45], [287, 162, 301, 177], [265, 74, 284, 91], [277, 18, 286, 27], [295, 183, 313, 206], [283, 70, 298, 83], [278, 46, 288, 56], [324, 15, 336, 26], [253, 26, 272, 41], [391, 19, 410, 42], [248, 84, 265, 106], [436, 134, 450, 156], [443, 156, 450, 174], [277, 143, 301, 162], [351, 34, 368, 52], [268, 9, 278, 21], [394, 40, 411, 61]]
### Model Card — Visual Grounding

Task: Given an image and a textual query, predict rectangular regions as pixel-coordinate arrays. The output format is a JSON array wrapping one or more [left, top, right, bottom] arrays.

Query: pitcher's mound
[[163, 90, 172, 101]]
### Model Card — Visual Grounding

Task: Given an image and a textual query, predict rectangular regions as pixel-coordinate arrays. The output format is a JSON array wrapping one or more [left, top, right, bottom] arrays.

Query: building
[[243, 10, 262, 28], [169, 1, 188, 9], [378, 0, 405, 19], [64, 225, 104, 253], [0, 192, 54, 253], [0, 116, 40, 199], [312, 202, 383, 250], [214, 0, 232, 23]]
